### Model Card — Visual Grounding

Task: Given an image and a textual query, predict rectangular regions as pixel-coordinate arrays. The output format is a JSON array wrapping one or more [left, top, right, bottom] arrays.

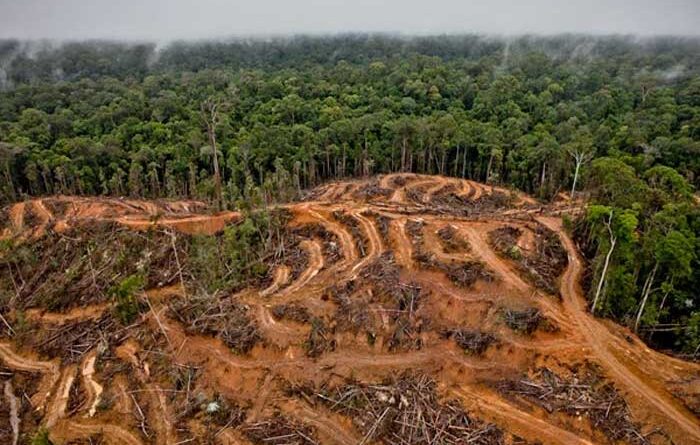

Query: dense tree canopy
[[0, 34, 699, 354]]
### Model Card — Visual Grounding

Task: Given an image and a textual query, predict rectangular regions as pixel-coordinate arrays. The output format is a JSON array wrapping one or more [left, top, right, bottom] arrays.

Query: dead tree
[[567, 145, 594, 199], [634, 262, 658, 333], [200, 98, 228, 210], [591, 210, 616, 314]]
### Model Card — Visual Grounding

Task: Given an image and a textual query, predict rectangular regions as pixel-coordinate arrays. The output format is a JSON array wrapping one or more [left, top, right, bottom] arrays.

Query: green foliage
[[586, 205, 638, 243], [1, 36, 700, 207], [30, 429, 54, 445], [506, 245, 523, 260], [684, 312, 700, 354], [579, 158, 699, 352], [188, 234, 228, 291], [586, 158, 647, 208], [109, 274, 145, 325], [655, 230, 694, 279], [645, 166, 692, 203], [187, 207, 282, 292], [561, 214, 573, 234]]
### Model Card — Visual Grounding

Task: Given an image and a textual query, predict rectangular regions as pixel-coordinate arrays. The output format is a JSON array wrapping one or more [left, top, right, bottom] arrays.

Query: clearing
[[0, 174, 698, 445]]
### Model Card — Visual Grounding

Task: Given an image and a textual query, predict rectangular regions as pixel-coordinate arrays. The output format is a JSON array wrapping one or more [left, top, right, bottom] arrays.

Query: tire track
[[348, 210, 383, 278], [26, 303, 110, 324], [459, 224, 530, 293], [283, 400, 360, 445], [45, 365, 78, 427], [390, 218, 414, 270], [308, 207, 357, 264], [81, 351, 103, 418], [451, 387, 595, 445], [260, 266, 290, 297], [4, 381, 19, 445], [277, 239, 324, 298], [51, 419, 144, 445], [0, 342, 60, 410]]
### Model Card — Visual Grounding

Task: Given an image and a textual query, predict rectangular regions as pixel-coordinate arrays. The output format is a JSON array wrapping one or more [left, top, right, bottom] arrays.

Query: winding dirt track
[[1, 196, 240, 238], [1, 173, 698, 444], [277, 239, 324, 298], [283, 400, 360, 445], [45, 366, 78, 427], [538, 216, 700, 442], [460, 224, 530, 293]]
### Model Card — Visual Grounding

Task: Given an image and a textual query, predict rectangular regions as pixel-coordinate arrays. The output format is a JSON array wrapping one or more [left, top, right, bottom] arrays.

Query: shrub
[[109, 274, 145, 325]]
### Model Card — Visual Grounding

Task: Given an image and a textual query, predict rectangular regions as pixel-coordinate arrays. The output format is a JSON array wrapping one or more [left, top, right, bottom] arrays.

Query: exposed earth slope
[[0, 174, 698, 445]]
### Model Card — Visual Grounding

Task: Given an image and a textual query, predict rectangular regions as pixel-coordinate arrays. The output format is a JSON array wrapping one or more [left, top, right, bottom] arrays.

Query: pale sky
[[0, 0, 699, 41]]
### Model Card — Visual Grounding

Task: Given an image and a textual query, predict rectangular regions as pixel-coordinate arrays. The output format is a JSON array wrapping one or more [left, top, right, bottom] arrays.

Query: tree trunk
[[3, 162, 15, 201], [401, 137, 407, 172], [592, 213, 617, 315], [440, 149, 446, 175], [571, 156, 581, 198], [363, 132, 369, 177], [207, 125, 223, 210], [649, 283, 672, 342], [454, 145, 460, 177], [486, 151, 494, 183], [341, 145, 346, 178], [427, 148, 433, 175], [591, 236, 616, 314], [634, 263, 658, 333], [201, 99, 226, 210], [540, 161, 547, 193], [462, 146, 467, 178]]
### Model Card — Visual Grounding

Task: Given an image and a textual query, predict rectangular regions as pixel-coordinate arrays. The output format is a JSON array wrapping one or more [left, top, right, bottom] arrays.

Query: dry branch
[[407, 220, 493, 288], [301, 372, 504, 445], [243, 415, 318, 445], [498, 365, 656, 444], [442, 329, 497, 355], [169, 292, 261, 354], [502, 308, 557, 335], [437, 225, 471, 253], [488, 225, 567, 295]]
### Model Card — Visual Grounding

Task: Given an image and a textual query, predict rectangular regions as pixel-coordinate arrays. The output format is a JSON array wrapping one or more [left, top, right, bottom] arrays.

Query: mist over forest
[[1, 34, 699, 88]]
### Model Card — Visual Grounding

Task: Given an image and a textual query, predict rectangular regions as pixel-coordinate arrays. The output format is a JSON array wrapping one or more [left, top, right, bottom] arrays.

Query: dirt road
[[539, 216, 700, 443]]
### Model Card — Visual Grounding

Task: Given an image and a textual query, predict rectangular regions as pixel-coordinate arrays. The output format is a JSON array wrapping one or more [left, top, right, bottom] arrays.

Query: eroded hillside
[[0, 174, 698, 445]]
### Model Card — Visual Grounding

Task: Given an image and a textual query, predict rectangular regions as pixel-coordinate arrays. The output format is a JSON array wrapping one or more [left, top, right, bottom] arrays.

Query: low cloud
[[1, 0, 699, 41]]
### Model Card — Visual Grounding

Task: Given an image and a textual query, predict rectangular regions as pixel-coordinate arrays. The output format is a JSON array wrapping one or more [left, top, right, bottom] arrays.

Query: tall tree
[[565, 128, 595, 199], [200, 97, 228, 209], [587, 205, 639, 314]]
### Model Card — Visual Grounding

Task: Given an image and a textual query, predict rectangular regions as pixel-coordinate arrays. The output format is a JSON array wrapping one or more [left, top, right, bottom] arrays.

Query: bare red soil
[[0, 174, 698, 445], [1, 195, 240, 239]]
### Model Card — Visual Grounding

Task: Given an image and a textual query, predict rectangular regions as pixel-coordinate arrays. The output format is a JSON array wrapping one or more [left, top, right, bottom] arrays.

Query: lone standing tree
[[201, 97, 227, 210], [565, 131, 594, 200]]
